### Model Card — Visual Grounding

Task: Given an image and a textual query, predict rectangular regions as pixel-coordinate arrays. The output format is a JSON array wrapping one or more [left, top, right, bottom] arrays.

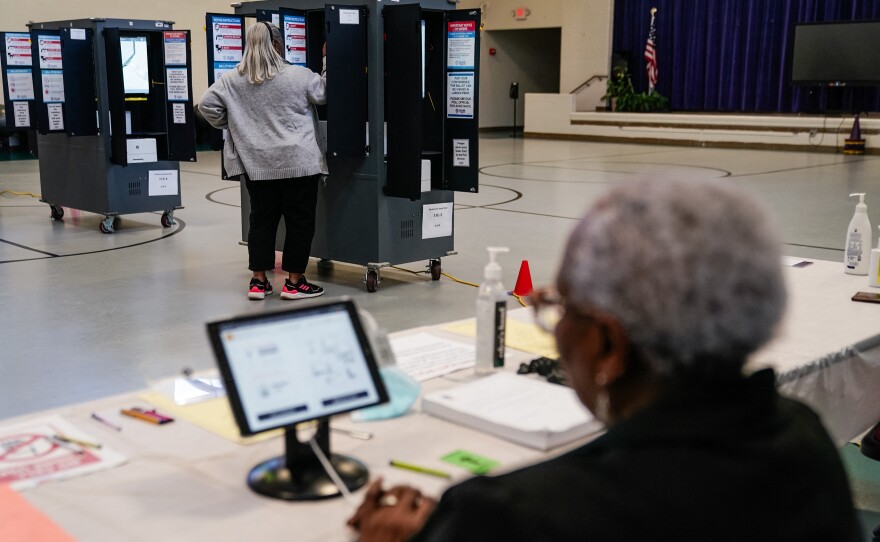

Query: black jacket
[[411, 369, 859, 541]]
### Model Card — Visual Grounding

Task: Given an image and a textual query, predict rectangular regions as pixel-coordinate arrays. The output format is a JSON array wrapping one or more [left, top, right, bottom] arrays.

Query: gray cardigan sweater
[[198, 62, 327, 180]]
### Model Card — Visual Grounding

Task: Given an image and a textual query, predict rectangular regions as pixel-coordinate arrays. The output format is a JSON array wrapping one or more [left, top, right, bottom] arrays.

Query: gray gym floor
[[3, 135, 880, 535], [2, 136, 879, 419]]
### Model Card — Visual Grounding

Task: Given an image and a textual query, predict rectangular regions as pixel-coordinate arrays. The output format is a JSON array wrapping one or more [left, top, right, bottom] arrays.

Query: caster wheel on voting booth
[[99, 216, 116, 234], [429, 259, 442, 281], [49, 205, 64, 221], [365, 270, 379, 293], [161, 211, 176, 228]]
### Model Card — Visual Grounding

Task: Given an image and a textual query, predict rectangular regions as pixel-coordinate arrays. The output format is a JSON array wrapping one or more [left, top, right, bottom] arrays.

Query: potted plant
[[627, 90, 670, 112], [601, 66, 634, 112], [602, 67, 669, 112]]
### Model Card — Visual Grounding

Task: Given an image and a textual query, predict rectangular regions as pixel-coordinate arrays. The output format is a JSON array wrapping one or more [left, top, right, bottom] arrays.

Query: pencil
[[389, 460, 451, 479], [55, 434, 102, 449], [49, 436, 84, 455]]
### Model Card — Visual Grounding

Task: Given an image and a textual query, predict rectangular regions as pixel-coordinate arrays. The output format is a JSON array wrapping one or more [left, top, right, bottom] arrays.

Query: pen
[[91, 413, 122, 431], [330, 426, 373, 440], [389, 460, 452, 479], [55, 434, 102, 449], [120, 408, 170, 425], [49, 435, 84, 455]]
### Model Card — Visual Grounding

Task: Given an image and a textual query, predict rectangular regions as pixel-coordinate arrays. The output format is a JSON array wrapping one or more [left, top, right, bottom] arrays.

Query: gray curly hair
[[557, 178, 787, 378]]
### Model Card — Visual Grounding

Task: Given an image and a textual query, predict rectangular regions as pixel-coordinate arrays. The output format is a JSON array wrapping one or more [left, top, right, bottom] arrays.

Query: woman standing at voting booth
[[199, 22, 327, 300]]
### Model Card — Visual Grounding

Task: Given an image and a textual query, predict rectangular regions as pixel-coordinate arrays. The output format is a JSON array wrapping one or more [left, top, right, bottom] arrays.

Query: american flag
[[644, 12, 658, 94]]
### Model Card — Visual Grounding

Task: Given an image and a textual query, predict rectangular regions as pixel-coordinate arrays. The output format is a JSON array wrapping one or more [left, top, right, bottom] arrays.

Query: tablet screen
[[208, 300, 387, 435]]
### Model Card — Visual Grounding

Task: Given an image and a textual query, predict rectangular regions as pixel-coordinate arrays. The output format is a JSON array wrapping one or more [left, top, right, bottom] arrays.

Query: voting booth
[[0, 19, 197, 233], [208, 0, 480, 291]]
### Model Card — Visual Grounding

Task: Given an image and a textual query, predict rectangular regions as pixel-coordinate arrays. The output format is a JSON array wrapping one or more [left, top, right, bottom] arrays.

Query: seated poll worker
[[347, 178, 859, 541], [199, 22, 327, 301]]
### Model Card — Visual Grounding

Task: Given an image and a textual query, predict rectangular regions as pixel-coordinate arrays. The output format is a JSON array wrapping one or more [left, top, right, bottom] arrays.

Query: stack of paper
[[421, 373, 601, 451], [390, 332, 475, 381]]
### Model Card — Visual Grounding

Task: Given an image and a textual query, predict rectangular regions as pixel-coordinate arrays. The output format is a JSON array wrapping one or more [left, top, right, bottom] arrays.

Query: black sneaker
[[281, 276, 324, 300], [248, 278, 274, 300]]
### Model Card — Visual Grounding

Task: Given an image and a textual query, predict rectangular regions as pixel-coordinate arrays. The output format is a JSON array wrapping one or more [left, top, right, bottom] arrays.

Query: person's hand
[[347, 479, 437, 542], [322, 42, 327, 57], [347, 478, 385, 530]]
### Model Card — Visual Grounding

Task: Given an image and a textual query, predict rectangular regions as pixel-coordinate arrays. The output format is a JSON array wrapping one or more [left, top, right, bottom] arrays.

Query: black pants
[[245, 175, 320, 274]]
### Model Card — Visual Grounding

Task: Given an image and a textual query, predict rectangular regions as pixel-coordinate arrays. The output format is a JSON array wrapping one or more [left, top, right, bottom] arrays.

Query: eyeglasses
[[529, 287, 597, 333], [529, 287, 566, 333]]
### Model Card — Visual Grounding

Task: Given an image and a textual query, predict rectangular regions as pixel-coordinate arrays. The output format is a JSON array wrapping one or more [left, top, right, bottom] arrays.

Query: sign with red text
[[447, 21, 475, 70], [0, 416, 126, 490]]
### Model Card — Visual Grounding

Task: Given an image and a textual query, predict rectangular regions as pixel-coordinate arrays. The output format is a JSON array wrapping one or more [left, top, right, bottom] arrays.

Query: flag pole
[[647, 7, 658, 95]]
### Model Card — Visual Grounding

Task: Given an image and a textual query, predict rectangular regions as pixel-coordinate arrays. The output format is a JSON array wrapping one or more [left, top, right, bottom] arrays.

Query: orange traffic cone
[[512, 260, 534, 297]]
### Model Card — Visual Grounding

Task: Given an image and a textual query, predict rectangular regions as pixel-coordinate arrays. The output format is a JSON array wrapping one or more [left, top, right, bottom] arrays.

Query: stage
[[524, 93, 879, 154]]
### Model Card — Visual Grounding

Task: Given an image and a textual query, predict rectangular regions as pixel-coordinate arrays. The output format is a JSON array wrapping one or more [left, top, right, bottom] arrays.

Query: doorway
[[480, 28, 561, 130]]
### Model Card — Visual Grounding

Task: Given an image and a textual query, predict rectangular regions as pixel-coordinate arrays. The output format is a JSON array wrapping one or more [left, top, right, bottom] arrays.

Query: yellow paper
[[442, 319, 559, 360], [441, 320, 478, 338], [139, 392, 281, 445]]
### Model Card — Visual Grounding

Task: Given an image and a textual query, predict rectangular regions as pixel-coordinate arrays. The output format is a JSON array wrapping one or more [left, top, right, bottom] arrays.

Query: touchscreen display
[[120, 35, 150, 94], [212, 302, 385, 434]]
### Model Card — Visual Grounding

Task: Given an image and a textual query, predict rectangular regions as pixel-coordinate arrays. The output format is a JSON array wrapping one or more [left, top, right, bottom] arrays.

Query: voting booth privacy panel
[[208, 0, 480, 291], [0, 19, 197, 233]]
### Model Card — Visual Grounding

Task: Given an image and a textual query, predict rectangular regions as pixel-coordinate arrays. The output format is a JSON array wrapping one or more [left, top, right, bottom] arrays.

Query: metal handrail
[[571, 75, 608, 94]]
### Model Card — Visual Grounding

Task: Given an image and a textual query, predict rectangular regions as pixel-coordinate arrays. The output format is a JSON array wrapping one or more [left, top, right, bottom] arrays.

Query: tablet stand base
[[247, 418, 369, 501]]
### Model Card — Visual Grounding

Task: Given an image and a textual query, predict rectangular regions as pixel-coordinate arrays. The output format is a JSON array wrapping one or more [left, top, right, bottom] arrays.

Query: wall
[[0, 0, 233, 100], [468, 0, 563, 29], [560, 0, 614, 112], [2, 0, 617, 124], [479, 28, 561, 128], [460, 0, 614, 124]]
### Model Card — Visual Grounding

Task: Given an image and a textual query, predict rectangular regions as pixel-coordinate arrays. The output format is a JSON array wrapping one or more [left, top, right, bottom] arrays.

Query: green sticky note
[[441, 450, 500, 475]]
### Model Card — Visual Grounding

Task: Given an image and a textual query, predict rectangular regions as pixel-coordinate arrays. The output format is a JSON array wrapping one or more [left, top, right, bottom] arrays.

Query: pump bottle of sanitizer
[[869, 226, 880, 287], [475, 247, 509, 374], [845, 193, 872, 275]]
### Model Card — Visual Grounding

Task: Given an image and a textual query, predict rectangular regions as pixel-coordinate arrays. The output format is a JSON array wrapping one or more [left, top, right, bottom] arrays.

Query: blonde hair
[[237, 22, 286, 84]]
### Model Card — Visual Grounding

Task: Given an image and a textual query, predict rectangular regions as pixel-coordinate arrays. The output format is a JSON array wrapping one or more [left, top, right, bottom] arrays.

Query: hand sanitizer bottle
[[476, 247, 509, 374], [845, 193, 872, 275], [870, 226, 880, 287]]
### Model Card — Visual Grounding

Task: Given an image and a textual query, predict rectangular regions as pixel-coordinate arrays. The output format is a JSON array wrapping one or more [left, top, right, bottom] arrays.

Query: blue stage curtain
[[612, 0, 880, 112]]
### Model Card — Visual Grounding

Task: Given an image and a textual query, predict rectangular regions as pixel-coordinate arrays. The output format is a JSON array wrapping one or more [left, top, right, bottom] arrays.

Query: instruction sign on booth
[[447, 21, 475, 69]]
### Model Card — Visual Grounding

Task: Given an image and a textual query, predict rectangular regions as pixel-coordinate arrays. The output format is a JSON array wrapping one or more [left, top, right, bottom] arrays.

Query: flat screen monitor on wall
[[790, 21, 880, 85], [120, 35, 150, 95]]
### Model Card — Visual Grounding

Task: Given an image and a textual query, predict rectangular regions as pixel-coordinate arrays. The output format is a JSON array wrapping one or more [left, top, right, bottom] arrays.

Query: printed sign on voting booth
[[1, 32, 36, 129]]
